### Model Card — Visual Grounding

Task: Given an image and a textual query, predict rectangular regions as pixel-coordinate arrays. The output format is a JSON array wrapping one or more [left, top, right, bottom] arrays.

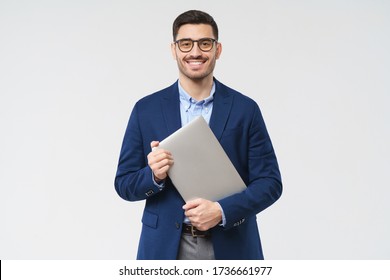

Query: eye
[[179, 40, 192, 48], [201, 40, 212, 47]]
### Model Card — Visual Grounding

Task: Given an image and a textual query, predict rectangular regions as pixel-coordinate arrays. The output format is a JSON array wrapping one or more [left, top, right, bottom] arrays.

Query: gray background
[[1, 0, 389, 259]]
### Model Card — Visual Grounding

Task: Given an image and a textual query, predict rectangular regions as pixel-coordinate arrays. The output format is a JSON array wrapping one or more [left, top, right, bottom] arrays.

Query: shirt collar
[[178, 81, 215, 107]]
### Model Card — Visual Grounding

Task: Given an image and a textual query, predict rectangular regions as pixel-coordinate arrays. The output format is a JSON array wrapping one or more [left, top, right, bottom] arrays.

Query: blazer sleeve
[[218, 103, 282, 230], [114, 103, 163, 201]]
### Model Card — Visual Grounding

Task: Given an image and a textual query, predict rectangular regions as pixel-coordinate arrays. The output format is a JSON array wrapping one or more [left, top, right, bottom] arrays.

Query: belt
[[182, 224, 211, 238]]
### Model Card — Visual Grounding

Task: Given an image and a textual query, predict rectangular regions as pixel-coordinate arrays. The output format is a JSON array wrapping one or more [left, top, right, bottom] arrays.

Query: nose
[[189, 42, 203, 56]]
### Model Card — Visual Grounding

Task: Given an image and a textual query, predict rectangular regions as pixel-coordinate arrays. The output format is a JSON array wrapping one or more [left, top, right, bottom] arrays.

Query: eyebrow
[[176, 37, 215, 41]]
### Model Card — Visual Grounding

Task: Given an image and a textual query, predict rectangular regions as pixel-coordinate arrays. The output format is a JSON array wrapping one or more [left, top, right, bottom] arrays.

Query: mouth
[[185, 59, 207, 69], [187, 60, 204, 65]]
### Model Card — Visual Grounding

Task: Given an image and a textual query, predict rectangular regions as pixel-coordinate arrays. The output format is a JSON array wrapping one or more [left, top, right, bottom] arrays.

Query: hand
[[147, 141, 174, 181], [183, 198, 222, 231]]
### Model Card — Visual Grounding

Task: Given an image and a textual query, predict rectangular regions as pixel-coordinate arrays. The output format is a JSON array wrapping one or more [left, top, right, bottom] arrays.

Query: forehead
[[176, 24, 215, 40]]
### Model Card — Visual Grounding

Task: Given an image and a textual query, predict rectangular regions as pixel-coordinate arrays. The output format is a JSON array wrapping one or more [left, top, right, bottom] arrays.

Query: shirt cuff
[[216, 202, 226, 227], [152, 174, 165, 190]]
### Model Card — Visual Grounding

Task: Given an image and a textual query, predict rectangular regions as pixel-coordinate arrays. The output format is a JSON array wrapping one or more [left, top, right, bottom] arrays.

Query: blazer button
[[175, 222, 180, 229]]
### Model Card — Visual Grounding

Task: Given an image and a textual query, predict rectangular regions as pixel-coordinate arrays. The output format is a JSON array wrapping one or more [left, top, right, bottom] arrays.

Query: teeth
[[188, 61, 203, 65]]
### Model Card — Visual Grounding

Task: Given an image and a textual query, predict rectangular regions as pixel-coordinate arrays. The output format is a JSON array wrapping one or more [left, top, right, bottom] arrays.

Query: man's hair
[[172, 10, 219, 41]]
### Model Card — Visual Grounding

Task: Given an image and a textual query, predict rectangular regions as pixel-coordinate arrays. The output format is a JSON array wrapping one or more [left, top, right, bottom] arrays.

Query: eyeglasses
[[174, 38, 217, 53]]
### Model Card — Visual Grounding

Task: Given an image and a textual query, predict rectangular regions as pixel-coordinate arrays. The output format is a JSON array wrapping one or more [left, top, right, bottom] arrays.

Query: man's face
[[171, 24, 222, 81]]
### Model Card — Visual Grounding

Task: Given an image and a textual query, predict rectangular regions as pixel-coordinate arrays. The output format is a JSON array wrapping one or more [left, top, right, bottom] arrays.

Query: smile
[[186, 60, 207, 68]]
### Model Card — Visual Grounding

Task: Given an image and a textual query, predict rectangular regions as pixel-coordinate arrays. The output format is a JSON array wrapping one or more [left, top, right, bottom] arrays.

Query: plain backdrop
[[1, 0, 389, 259]]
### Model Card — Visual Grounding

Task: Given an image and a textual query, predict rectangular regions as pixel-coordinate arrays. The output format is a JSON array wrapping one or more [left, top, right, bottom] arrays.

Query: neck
[[178, 75, 214, 101]]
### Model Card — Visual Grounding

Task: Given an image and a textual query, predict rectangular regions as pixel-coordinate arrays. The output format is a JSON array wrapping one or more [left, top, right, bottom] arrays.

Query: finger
[[151, 158, 173, 170], [151, 149, 172, 160], [153, 160, 173, 173], [148, 151, 173, 166], [150, 142, 173, 157], [151, 160, 174, 180], [184, 210, 196, 222], [183, 198, 203, 210], [154, 150, 173, 159], [150, 141, 159, 150]]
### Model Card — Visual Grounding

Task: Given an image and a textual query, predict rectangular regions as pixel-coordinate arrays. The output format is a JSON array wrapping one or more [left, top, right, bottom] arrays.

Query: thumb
[[150, 141, 160, 151]]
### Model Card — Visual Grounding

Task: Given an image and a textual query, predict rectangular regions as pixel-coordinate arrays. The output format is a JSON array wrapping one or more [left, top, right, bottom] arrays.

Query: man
[[115, 10, 282, 260]]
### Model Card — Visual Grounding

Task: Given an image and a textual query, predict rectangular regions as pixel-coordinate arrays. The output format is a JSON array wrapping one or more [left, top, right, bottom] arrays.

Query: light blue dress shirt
[[178, 82, 215, 126]]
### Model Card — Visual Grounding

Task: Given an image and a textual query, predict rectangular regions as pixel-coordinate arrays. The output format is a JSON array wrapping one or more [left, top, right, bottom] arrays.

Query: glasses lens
[[198, 38, 214, 51], [178, 39, 193, 52]]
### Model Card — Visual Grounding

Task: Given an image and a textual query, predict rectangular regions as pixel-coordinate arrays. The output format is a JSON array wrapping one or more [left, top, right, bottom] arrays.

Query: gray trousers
[[176, 233, 215, 260]]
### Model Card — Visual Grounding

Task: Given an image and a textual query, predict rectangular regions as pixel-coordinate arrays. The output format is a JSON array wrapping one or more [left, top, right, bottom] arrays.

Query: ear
[[171, 43, 177, 60], [215, 42, 222, 59]]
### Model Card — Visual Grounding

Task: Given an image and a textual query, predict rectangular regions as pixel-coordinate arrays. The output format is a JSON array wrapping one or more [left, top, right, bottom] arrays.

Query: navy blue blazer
[[115, 79, 282, 260]]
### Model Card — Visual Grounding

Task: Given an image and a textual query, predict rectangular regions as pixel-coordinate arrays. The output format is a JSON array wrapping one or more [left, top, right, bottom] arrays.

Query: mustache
[[185, 54, 207, 60]]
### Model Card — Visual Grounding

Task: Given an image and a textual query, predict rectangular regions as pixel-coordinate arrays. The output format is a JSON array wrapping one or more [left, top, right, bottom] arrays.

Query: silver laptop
[[158, 116, 246, 202]]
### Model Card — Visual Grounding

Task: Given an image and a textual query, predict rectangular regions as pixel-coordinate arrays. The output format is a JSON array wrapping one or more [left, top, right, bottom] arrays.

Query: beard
[[176, 54, 217, 81]]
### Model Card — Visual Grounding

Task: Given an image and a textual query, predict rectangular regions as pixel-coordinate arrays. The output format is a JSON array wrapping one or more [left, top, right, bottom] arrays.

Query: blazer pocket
[[141, 210, 158, 229]]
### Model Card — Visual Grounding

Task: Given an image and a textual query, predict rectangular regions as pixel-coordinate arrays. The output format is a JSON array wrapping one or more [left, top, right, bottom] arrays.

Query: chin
[[182, 69, 214, 81]]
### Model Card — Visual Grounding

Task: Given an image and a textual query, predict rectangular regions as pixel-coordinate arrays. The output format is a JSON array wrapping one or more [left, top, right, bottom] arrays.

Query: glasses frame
[[174, 37, 217, 53]]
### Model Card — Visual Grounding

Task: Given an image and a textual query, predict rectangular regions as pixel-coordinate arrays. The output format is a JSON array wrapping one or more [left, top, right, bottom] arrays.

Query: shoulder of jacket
[[215, 79, 257, 105], [135, 82, 177, 107]]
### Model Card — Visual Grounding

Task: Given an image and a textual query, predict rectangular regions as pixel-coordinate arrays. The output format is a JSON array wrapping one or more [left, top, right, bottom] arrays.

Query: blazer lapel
[[210, 79, 234, 140], [161, 81, 182, 137]]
